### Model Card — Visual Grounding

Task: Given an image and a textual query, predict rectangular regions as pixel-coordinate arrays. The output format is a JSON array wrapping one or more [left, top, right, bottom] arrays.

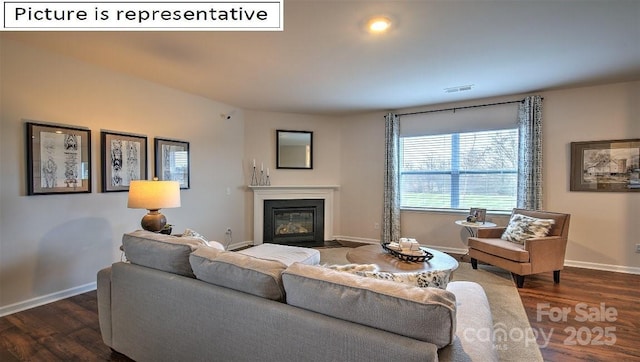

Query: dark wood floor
[[517, 266, 640, 362], [1, 264, 638, 361]]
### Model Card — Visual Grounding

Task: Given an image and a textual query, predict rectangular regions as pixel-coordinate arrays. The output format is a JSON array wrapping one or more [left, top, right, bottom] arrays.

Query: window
[[400, 128, 518, 212]]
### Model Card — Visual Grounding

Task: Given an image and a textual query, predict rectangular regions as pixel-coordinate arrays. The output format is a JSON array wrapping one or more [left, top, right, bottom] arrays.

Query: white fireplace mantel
[[250, 185, 339, 245]]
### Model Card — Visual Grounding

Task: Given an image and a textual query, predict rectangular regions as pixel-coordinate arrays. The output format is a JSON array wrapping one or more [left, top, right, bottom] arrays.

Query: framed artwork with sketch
[[26, 121, 91, 195], [155, 138, 190, 189], [570, 139, 640, 192], [101, 131, 147, 192]]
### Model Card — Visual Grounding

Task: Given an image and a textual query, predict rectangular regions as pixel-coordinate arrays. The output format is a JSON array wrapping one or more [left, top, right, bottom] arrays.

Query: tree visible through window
[[400, 129, 518, 212]]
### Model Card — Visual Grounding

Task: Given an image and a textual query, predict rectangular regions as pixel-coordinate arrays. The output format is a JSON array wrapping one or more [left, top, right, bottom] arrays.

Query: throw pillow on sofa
[[354, 270, 450, 289], [123, 230, 209, 277], [324, 264, 450, 289], [501, 213, 555, 244], [322, 263, 379, 272], [182, 228, 225, 250], [190, 247, 287, 301]]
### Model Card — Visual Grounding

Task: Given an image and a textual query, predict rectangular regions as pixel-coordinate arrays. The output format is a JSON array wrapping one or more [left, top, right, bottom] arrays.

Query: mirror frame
[[276, 130, 313, 169]]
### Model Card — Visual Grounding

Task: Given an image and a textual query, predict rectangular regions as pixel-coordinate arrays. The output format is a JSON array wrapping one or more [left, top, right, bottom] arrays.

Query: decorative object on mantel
[[250, 159, 259, 186], [127, 179, 181, 232], [250, 159, 271, 186]]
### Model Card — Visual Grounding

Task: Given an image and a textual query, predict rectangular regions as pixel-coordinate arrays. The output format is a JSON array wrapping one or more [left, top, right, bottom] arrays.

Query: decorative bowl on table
[[381, 242, 434, 263]]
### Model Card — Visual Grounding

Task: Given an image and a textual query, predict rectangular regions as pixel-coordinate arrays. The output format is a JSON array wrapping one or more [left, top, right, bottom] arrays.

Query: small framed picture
[[469, 208, 487, 223], [570, 139, 640, 192], [101, 131, 148, 192], [26, 121, 91, 195], [154, 138, 190, 189]]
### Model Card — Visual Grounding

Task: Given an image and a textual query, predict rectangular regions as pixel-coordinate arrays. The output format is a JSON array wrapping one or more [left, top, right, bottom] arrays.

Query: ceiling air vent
[[444, 84, 474, 93]]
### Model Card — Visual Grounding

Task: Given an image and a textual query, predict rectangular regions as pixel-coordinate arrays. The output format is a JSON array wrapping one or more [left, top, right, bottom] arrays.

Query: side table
[[454, 220, 497, 238]]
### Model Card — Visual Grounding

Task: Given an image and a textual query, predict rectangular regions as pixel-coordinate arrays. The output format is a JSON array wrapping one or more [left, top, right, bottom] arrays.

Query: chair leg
[[471, 258, 478, 269], [512, 273, 525, 288], [553, 270, 560, 284]]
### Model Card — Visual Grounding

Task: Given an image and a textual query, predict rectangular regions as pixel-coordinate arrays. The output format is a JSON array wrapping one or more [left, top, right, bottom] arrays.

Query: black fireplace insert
[[263, 199, 324, 247]]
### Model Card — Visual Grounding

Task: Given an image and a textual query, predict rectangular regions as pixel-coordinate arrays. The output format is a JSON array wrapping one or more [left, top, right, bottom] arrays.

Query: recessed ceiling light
[[367, 17, 391, 33]]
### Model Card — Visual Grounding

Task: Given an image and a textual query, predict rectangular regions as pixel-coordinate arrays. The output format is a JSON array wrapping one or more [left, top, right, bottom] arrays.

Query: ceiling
[[3, 0, 640, 115]]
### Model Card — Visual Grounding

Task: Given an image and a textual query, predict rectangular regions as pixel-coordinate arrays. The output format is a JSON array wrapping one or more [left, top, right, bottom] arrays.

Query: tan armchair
[[468, 208, 571, 288]]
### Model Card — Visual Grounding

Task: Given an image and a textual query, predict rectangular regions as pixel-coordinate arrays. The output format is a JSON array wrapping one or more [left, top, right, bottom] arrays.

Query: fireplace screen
[[264, 199, 324, 246], [275, 209, 314, 236]]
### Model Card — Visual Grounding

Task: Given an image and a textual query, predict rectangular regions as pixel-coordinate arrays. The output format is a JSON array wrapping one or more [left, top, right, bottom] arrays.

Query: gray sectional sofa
[[97, 231, 497, 361]]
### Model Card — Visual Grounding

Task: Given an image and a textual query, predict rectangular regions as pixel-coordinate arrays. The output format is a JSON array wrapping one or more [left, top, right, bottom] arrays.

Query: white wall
[[0, 38, 246, 314], [243, 110, 342, 239], [338, 111, 386, 242], [543, 82, 639, 271], [339, 82, 640, 272]]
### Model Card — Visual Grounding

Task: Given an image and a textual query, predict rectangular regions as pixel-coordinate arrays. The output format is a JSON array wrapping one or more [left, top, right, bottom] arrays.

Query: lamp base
[[141, 210, 167, 232]]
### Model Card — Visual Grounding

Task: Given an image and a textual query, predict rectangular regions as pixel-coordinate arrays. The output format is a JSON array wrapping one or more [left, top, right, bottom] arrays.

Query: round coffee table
[[346, 244, 459, 274]]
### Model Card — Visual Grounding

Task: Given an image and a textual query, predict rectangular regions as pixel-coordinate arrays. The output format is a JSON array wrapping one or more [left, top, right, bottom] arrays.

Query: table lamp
[[127, 179, 181, 232]]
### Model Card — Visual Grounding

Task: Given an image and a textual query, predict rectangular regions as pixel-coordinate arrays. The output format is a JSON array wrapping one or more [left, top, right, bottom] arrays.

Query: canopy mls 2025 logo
[[2, 1, 283, 31]]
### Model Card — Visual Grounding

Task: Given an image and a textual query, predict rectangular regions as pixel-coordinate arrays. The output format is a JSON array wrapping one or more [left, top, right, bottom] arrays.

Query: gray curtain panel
[[383, 113, 401, 243], [517, 95, 543, 210]]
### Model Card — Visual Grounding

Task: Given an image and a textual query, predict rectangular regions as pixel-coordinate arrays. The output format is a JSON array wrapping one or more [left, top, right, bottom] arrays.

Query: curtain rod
[[397, 98, 542, 117]]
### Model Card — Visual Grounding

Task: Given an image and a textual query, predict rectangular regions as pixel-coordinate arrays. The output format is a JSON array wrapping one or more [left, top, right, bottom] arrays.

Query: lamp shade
[[127, 180, 181, 210]]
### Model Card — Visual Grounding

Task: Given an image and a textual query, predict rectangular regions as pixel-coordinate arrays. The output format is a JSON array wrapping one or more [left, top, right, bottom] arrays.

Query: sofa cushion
[[282, 262, 456, 348], [501, 213, 555, 244], [468, 237, 530, 262], [189, 247, 287, 301], [122, 230, 208, 277]]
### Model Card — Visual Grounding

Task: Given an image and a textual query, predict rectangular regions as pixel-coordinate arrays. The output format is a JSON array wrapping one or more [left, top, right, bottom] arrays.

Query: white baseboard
[[333, 235, 379, 244], [564, 259, 640, 275], [227, 240, 254, 250], [426, 246, 469, 255], [0, 282, 97, 318]]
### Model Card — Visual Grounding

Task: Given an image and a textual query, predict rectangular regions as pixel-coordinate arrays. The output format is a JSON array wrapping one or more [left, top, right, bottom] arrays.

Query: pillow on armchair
[[501, 213, 555, 244]]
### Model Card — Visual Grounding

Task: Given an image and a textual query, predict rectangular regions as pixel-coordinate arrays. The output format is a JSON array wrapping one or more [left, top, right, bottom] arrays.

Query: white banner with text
[[3, 1, 283, 31]]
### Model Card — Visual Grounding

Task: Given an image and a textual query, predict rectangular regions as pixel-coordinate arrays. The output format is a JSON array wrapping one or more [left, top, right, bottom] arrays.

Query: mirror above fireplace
[[276, 130, 312, 169]]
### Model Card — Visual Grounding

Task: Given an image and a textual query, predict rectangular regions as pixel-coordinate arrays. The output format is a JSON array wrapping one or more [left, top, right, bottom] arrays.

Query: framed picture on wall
[[154, 138, 190, 189], [26, 121, 91, 195], [101, 131, 148, 192], [570, 139, 640, 192]]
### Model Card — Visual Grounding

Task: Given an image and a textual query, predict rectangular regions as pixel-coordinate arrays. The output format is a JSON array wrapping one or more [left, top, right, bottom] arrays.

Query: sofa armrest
[[440, 281, 498, 361], [97, 267, 113, 347], [476, 227, 506, 238], [524, 236, 567, 272]]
